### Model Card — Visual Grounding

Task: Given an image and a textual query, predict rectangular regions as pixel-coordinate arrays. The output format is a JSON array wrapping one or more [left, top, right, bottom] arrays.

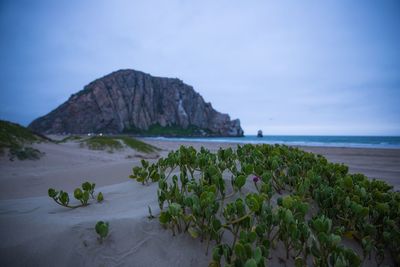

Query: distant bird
[[257, 130, 263, 138]]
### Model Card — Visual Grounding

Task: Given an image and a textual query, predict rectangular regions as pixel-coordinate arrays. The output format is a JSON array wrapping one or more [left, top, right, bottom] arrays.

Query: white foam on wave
[[143, 137, 400, 149]]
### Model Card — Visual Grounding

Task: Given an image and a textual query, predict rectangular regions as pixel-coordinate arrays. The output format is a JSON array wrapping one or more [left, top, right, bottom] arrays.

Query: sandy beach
[[1, 139, 400, 200], [0, 139, 399, 266]]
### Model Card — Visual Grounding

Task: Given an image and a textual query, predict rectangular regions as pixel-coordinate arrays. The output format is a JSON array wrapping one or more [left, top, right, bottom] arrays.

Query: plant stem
[[52, 198, 83, 209], [205, 234, 211, 255], [231, 225, 239, 248], [216, 190, 235, 202], [222, 212, 253, 227]]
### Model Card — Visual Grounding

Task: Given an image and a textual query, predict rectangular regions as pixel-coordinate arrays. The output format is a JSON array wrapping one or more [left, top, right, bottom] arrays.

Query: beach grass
[[0, 120, 45, 160], [56, 135, 83, 143], [0, 120, 40, 149], [81, 135, 158, 153], [8, 146, 44, 160], [117, 136, 159, 153], [82, 136, 123, 152]]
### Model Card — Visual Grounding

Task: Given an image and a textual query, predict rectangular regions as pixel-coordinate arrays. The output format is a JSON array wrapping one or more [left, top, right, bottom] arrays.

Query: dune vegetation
[[80, 135, 159, 153], [55, 135, 83, 143], [48, 181, 103, 209], [81, 136, 124, 152], [116, 135, 159, 153], [95, 221, 110, 244], [130, 144, 400, 267], [0, 120, 45, 160], [0, 118, 158, 157]]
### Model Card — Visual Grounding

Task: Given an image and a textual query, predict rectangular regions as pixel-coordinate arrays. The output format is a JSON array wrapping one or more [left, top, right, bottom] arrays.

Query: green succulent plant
[[97, 192, 104, 203], [48, 181, 104, 209], [95, 221, 109, 243], [128, 144, 399, 266]]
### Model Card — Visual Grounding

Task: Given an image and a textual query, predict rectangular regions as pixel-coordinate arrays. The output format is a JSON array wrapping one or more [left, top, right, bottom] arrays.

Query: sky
[[0, 0, 399, 135]]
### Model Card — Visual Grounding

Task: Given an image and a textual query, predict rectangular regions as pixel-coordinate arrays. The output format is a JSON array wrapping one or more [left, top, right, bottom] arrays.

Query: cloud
[[0, 0, 399, 135]]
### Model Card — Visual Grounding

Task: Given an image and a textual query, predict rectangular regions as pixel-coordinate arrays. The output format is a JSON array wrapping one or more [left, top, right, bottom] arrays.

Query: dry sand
[[0, 139, 399, 266]]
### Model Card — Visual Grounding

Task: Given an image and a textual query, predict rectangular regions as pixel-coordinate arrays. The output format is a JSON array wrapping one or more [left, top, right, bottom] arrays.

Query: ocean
[[145, 135, 400, 149]]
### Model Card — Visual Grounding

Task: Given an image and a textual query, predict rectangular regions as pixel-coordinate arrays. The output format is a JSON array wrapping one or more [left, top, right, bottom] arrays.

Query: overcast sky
[[1, 0, 399, 135]]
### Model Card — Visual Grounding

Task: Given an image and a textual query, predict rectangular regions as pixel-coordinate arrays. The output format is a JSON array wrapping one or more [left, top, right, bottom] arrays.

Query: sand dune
[[0, 181, 210, 267], [0, 141, 161, 200], [0, 139, 399, 266]]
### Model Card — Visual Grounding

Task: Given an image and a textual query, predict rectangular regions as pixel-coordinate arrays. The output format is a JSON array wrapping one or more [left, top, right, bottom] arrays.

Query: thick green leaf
[[253, 247, 262, 263], [48, 188, 57, 198], [82, 191, 89, 204], [246, 195, 260, 213], [74, 188, 83, 200], [168, 203, 182, 216], [343, 176, 353, 190], [295, 257, 305, 267], [244, 258, 257, 267], [212, 218, 222, 231], [234, 243, 246, 260], [234, 175, 246, 190], [243, 164, 254, 175], [82, 182, 92, 191], [282, 196, 293, 209], [212, 246, 222, 261], [329, 234, 341, 247], [248, 231, 257, 243], [97, 192, 104, 202], [235, 198, 245, 215], [159, 211, 170, 224], [59, 191, 69, 206], [188, 227, 199, 238], [95, 221, 109, 238]]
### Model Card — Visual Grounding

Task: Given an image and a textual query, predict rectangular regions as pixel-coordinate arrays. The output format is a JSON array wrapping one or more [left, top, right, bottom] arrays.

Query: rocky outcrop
[[29, 69, 244, 136]]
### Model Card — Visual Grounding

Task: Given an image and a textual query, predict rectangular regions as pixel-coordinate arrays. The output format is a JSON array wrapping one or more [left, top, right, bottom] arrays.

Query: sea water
[[144, 135, 400, 149]]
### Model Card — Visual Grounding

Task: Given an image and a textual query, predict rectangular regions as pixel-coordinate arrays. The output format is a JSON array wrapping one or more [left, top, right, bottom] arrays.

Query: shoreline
[[141, 136, 400, 149]]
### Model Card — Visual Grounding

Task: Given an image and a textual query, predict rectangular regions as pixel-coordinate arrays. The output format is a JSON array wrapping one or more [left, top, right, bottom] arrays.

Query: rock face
[[29, 69, 244, 136]]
